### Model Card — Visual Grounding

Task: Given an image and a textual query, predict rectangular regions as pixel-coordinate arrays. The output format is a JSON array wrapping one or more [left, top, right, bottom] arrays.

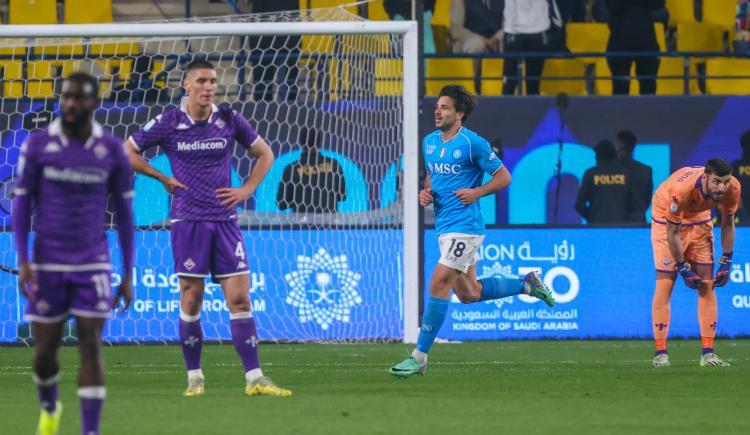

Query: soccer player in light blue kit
[[389, 85, 554, 378]]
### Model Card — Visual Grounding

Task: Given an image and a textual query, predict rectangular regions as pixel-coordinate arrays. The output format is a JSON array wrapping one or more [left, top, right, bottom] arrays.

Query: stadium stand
[[64, 0, 113, 24], [9, 0, 57, 24], [426, 57, 476, 95]]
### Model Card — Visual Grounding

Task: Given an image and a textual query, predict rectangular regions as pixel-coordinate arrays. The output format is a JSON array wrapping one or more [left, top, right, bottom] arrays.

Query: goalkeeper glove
[[715, 252, 733, 287], [677, 261, 704, 289]]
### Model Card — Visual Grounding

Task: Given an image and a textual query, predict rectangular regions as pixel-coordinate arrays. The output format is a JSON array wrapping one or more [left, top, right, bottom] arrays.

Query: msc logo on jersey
[[284, 248, 362, 330], [428, 162, 461, 175]]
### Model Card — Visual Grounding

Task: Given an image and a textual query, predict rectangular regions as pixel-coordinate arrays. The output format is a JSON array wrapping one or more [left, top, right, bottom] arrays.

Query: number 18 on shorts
[[437, 233, 484, 273]]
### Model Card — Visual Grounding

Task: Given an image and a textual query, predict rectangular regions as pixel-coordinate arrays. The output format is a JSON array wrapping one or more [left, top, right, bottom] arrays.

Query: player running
[[650, 159, 740, 367], [13, 72, 134, 435], [389, 85, 554, 378], [124, 60, 290, 396]]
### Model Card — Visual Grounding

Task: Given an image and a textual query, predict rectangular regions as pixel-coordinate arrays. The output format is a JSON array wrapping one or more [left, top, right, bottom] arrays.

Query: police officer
[[616, 130, 653, 222], [575, 139, 642, 224], [731, 129, 750, 224], [276, 127, 346, 213]]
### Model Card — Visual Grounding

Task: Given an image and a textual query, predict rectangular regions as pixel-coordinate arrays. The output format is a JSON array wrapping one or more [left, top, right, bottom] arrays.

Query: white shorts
[[437, 232, 485, 273]]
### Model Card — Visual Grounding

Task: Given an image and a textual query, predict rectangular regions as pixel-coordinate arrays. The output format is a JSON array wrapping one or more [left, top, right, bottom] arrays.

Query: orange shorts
[[651, 220, 715, 272]]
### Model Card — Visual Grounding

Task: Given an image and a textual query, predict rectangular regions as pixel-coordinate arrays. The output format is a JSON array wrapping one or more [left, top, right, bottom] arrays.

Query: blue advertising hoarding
[[424, 227, 750, 340], [0, 229, 404, 342]]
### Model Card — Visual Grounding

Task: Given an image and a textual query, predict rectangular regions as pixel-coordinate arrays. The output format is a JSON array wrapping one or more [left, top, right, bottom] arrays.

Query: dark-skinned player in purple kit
[[13, 72, 135, 435]]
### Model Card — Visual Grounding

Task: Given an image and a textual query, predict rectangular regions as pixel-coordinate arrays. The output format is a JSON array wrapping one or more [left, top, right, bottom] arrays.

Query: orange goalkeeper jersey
[[652, 166, 741, 225]]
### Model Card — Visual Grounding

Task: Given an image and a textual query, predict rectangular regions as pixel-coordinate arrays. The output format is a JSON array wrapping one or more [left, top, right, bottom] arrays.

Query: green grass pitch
[[2, 340, 749, 434]]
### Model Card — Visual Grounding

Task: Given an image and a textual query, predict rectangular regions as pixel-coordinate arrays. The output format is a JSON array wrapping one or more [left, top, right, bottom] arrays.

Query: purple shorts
[[171, 220, 250, 279], [24, 269, 113, 323]]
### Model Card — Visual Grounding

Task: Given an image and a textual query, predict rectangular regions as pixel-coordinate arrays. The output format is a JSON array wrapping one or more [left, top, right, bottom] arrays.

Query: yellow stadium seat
[[540, 59, 586, 96], [594, 59, 641, 96], [705, 59, 750, 95], [480, 58, 503, 96], [95, 58, 135, 82], [702, 0, 737, 43], [655, 57, 699, 95], [9, 0, 57, 24], [87, 41, 141, 56], [0, 61, 24, 97], [654, 23, 666, 51], [327, 59, 351, 101], [302, 0, 357, 14], [374, 58, 403, 96], [566, 23, 610, 63], [367, 0, 390, 21], [431, 0, 451, 52], [0, 39, 27, 58], [150, 60, 168, 88], [665, 0, 695, 27], [26, 61, 58, 98], [431, 0, 451, 28], [425, 58, 475, 96], [64, 0, 112, 24], [33, 39, 85, 56], [676, 22, 722, 52]]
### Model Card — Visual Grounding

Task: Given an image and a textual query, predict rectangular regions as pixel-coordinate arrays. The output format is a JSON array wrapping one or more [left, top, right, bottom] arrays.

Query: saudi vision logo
[[284, 248, 362, 330]]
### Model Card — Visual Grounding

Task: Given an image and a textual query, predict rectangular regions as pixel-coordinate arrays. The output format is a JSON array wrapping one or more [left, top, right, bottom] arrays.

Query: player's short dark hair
[[439, 85, 475, 121], [740, 129, 750, 154], [594, 139, 617, 161], [616, 130, 637, 152], [63, 71, 99, 98], [185, 60, 215, 75], [299, 127, 320, 149], [705, 158, 732, 177]]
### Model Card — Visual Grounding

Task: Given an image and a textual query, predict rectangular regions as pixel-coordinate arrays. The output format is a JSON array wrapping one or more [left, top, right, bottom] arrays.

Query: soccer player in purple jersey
[[124, 60, 290, 397], [12, 72, 134, 435]]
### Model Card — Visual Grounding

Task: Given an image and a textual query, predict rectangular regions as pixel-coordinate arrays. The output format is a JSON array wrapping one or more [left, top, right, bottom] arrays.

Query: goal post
[[0, 17, 420, 344]]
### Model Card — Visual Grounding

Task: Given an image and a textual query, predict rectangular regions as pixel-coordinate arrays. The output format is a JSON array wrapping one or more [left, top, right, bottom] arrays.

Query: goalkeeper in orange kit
[[650, 159, 740, 367]]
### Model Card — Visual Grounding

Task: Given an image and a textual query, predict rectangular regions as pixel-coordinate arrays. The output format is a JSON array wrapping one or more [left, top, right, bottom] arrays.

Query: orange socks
[[698, 280, 717, 353], [652, 278, 674, 354]]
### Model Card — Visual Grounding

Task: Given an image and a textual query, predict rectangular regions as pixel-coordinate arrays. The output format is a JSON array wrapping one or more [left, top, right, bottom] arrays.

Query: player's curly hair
[[439, 85, 475, 121], [64, 72, 99, 98], [705, 158, 732, 177]]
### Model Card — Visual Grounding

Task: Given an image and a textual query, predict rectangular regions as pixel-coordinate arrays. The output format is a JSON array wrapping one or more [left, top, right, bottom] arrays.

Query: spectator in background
[[557, 0, 587, 23], [502, 0, 552, 95], [616, 130, 653, 222], [575, 139, 642, 223], [605, 0, 665, 95], [385, 0, 437, 54], [731, 129, 750, 224], [277, 127, 346, 214], [451, 0, 504, 54], [248, 0, 300, 101]]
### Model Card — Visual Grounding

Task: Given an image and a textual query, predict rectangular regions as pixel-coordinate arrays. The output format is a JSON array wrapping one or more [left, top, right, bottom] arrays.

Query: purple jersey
[[13, 119, 134, 270], [129, 99, 260, 221]]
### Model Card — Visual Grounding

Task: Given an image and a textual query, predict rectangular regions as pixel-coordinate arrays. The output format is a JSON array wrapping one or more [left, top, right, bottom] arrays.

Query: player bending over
[[389, 85, 554, 378], [650, 159, 740, 367], [13, 72, 134, 435], [125, 60, 290, 396]]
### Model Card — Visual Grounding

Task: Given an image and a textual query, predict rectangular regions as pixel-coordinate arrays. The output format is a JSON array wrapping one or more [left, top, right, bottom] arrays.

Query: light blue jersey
[[424, 127, 503, 235]]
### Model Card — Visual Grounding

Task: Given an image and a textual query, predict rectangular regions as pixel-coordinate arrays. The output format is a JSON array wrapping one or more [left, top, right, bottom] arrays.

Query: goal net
[[0, 7, 419, 344]]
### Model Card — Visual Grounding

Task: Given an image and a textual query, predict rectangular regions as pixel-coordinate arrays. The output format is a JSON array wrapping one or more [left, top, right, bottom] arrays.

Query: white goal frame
[[0, 21, 420, 343]]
